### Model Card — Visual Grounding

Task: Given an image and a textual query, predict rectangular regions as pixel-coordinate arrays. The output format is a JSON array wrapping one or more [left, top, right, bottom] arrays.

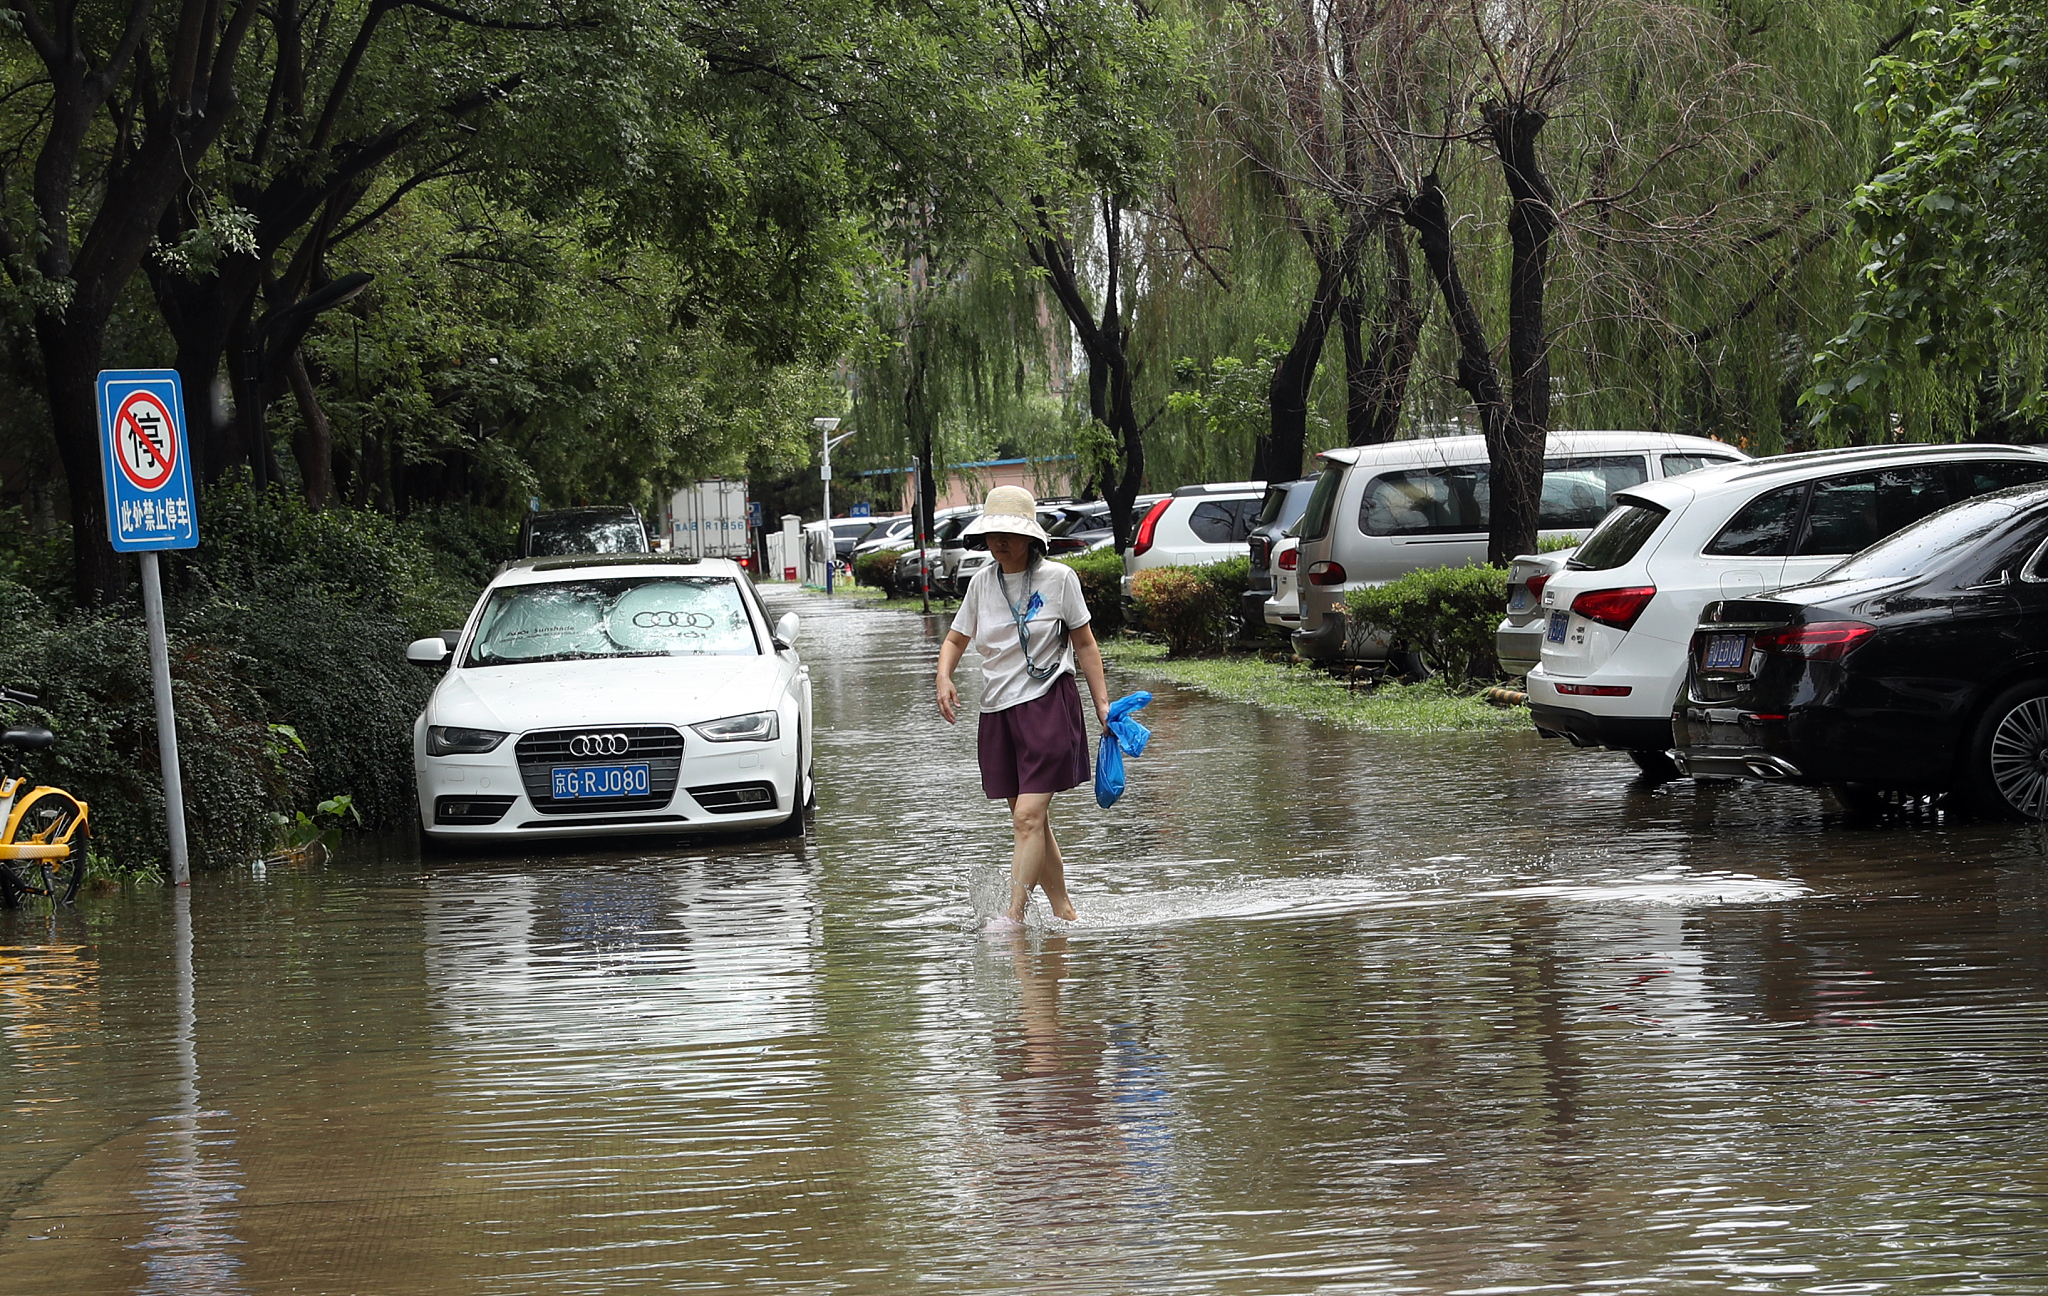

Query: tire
[[1970, 680, 2048, 818], [1627, 749, 1680, 782], [4, 790, 85, 903], [1389, 649, 1432, 683], [771, 723, 809, 837]]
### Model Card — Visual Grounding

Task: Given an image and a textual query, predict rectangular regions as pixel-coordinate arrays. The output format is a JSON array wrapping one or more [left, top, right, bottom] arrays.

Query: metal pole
[[915, 456, 930, 616], [822, 425, 833, 596], [139, 552, 191, 887]]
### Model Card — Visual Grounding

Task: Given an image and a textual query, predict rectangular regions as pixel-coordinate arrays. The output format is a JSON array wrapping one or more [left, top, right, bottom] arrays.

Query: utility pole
[[813, 416, 854, 594]]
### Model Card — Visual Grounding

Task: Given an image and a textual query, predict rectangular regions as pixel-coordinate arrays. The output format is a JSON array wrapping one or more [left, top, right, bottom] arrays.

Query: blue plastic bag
[[1094, 691, 1153, 808]]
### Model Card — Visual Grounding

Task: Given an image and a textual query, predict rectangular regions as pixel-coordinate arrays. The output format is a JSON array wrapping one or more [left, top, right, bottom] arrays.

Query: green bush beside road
[[1058, 548, 1125, 632], [1345, 564, 1509, 685]]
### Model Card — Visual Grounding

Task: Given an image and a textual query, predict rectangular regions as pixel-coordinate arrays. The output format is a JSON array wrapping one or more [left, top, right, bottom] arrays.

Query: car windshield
[[527, 512, 646, 556], [1568, 501, 1669, 570], [1051, 507, 1109, 537], [466, 576, 758, 665], [1819, 496, 2039, 584]]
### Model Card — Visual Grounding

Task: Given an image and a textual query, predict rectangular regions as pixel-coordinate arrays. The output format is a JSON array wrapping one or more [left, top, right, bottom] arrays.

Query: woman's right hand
[[936, 676, 958, 724]]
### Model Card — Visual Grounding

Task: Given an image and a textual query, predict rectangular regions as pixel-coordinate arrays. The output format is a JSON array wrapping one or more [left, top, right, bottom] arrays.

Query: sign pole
[[99, 368, 199, 889], [137, 552, 191, 887]]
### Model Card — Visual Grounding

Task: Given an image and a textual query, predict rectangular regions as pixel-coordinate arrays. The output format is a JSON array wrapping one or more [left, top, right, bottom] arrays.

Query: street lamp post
[[813, 417, 854, 594]]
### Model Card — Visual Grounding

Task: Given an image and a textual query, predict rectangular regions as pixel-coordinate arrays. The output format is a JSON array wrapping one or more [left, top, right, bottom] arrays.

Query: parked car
[[892, 506, 978, 595], [1244, 477, 1320, 628], [1124, 481, 1267, 597], [851, 514, 915, 562], [829, 518, 879, 562], [1047, 502, 1112, 555], [409, 554, 813, 840], [1293, 432, 1747, 664], [1263, 536, 1302, 629], [1497, 550, 1574, 676], [1672, 480, 2048, 817], [518, 506, 650, 558], [1529, 443, 2048, 777]]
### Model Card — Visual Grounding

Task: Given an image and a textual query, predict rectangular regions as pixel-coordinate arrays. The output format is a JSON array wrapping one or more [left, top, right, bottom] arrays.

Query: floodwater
[[7, 590, 2048, 1295]]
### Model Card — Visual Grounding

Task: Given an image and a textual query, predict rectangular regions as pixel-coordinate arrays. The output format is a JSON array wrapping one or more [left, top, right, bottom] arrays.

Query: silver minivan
[[1291, 431, 1746, 662]]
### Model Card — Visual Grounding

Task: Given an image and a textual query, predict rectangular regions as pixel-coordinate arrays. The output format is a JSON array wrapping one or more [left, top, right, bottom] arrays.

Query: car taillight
[[1131, 498, 1172, 557], [1306, 560, 1347, 586], [1753, 621, 1874, 661], [1570, 585, 1656, 631], [1249, 536, 1271, 568], [1277, 547, 1298, 571], [1525, 573, 1549, 602]]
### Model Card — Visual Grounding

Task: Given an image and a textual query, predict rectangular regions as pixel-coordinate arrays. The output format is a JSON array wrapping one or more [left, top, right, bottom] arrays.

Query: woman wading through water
[[936, 486, 1111, 931]]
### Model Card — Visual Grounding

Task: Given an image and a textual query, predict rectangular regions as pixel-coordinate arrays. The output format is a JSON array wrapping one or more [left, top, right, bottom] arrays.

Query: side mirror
[[773, 612, 799, 650], [440, 629, 463, 650], [407, 636, 451, 668]]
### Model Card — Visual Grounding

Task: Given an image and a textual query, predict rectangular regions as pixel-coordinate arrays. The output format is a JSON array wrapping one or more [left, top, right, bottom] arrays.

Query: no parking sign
[[98, 369, 197, 551]]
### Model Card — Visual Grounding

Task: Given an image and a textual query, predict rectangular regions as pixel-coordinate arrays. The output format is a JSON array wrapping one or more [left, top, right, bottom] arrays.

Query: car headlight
[[428, 725, 509, 756], [691, 711, 780, 743]]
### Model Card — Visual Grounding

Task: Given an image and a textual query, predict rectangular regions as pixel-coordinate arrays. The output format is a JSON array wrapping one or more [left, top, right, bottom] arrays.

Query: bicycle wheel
[[5, 790, 86, 903]]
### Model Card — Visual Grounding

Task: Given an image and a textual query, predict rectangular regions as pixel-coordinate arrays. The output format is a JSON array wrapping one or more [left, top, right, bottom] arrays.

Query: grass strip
[[1099, 637, 1526, 733]]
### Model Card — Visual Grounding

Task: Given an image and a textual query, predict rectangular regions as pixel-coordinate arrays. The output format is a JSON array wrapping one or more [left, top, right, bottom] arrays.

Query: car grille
[[515, 726, 684, 815]]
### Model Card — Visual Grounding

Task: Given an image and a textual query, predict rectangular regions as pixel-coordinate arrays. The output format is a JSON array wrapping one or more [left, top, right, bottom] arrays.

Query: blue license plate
[[551, 763, 651, 800], [1509, 588, 1530, 613], [1546, 610, 1569, 644], [1702, 632, 1749, 672]]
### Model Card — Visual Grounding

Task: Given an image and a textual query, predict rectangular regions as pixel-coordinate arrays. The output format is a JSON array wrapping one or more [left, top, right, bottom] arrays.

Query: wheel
[[4, 790, 85, 903], [1389, 649, 1432, 683], [1970, 681, 2048, 818], [771, 723, 809, 837], [1627, 748, 1680, 782]]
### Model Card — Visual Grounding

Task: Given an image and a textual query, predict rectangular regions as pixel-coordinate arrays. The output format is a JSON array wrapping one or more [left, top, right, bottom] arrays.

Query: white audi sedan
[[409, 555, 813, 841]]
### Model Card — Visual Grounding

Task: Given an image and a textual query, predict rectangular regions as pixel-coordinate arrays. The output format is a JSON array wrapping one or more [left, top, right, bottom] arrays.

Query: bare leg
[[1005, 792, 1076, 921]]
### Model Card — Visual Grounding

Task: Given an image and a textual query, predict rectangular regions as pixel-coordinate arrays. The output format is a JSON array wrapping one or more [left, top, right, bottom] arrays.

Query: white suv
[[1528, 443, 2048, 775], [1122, 481, 1266, 597]]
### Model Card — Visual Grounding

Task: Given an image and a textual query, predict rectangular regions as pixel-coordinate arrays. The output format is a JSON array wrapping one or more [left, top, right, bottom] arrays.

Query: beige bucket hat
[[961, 485, 1049, 543]]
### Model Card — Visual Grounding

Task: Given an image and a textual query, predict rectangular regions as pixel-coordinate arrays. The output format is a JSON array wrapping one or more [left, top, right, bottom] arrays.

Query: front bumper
[[416, 734, 797, 840]]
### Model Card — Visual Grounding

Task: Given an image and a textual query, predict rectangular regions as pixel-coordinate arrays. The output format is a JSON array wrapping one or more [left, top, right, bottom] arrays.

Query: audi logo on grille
[[568, 732, 632, 757]]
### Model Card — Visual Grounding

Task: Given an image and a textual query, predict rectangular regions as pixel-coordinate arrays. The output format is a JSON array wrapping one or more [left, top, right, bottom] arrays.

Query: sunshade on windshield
[[466, 577, 758, 665]]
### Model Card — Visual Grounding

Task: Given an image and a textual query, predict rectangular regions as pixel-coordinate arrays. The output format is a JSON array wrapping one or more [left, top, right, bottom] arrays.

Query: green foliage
[[1199, 556, 1253, 621], [0, 578, 299, 873], [1345, 564, 1509, 686], [1537, 534, 1580, 554], [1057, 547, 1126, 631], [1132, 565, 1224, 656], [271, 793, 362, 862], [854, 548, 901, 588], [1805, 2, 2048, 441], [1169, 342, 1315, 469]]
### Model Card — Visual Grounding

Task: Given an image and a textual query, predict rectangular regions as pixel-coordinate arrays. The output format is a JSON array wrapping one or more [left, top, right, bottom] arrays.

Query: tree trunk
[[286, 349, 333, 507], [37, 316, 127, 603], [1264, 243, 1346, 482], [1485, 103, 1558, 568], [1347, 217, 1423, 446]]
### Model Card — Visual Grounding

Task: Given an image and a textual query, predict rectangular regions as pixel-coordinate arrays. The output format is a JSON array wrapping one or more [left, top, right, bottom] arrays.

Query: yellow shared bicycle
[[0, 687, 88, 906]]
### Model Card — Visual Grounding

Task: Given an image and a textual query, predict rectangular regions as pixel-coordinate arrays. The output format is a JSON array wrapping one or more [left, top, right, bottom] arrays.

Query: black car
[[519, 506, 649, 558], [1672, 482, 2048, 816], [1243, 477, 1319, 627]]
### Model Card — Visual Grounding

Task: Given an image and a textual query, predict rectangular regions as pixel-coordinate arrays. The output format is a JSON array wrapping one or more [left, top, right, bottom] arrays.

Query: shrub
[[1058, 548, 1125, 631], [854, 548, 900, 590], [0, 577, 301, 872], [1345, 563, 1509, 685], [1132, 566, 1224, 656], [1200, 557, 1252, 636]]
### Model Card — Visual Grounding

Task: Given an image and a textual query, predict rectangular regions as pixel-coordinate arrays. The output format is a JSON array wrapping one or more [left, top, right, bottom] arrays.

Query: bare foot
[[1048, 896, 1077, 922]]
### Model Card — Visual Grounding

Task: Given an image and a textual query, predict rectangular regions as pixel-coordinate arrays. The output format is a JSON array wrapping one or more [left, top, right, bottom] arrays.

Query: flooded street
[[8, 586, 2048, 1293]]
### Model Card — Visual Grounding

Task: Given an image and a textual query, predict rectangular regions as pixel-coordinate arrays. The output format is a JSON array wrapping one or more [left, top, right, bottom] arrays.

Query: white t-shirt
[[950, 558, 1092, 713]]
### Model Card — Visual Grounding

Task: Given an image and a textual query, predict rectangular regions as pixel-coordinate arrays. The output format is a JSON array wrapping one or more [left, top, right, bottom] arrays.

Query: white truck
[[665, 479, 752, 560]]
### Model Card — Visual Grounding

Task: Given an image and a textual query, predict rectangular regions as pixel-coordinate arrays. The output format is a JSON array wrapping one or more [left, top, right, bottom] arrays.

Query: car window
[[466, 577, 758, 665], [1568, 501, 1669, 570], [1296, 465, 1346, 541], [1955, 460, 2048, 494], [1705, 484, 1806, 557], [1539, 456, 1648, 528], [1662, 453, 1741, 477], [1794, 465, 1961, 556], [1822, 498, 2041, 585], [527, 512, 647, 556], [1360, 467, 1489, 535], [1188, 498, 1257, 545]]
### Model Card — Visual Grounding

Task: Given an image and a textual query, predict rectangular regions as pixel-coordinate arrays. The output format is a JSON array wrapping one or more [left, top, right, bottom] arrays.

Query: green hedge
[[1345, 563, 1508, 685], [1131, 566, 1221, 656], [1057, 548, 1124, 631], [0, 485, 507, 871], [854, 548, 899, 589]]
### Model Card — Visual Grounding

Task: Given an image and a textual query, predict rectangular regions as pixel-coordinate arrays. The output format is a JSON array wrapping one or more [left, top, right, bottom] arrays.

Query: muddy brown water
[[6, 588, 2048, 1294]]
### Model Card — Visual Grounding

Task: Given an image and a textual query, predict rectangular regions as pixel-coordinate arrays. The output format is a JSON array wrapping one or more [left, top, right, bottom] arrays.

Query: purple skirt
[[977, 673, 1091, 799]]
